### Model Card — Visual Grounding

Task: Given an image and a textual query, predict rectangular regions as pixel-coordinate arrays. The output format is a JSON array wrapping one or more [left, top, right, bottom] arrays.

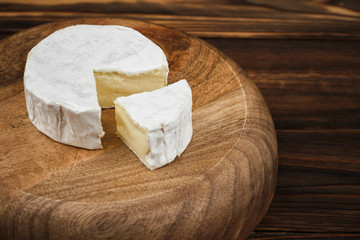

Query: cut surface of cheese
[[114, 79, 193, 170], [24, 24, 168, 149], [95, 66, 168, 108]]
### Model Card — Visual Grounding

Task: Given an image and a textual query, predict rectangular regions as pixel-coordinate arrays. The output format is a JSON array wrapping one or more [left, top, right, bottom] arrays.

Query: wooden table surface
[[1, 0, 359, 239]]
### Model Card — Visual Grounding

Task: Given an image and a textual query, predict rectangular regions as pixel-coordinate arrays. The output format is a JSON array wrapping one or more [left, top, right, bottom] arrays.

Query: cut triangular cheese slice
[[114, 79, 193, 170]]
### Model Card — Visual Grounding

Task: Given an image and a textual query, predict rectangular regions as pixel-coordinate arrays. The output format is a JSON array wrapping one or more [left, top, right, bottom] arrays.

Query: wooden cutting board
[[0, 18, 277, 240]]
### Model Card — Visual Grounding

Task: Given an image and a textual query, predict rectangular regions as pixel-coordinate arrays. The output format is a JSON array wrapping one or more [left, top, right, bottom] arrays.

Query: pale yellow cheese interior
[[94, 68, 167, 108], [115, 103, 150, 162]]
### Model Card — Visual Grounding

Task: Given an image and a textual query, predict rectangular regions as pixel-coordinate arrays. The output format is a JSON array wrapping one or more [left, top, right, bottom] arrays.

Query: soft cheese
[[114, 79, 193, 170], [94, 66, 168, 108], [24, 25, 168, 149]]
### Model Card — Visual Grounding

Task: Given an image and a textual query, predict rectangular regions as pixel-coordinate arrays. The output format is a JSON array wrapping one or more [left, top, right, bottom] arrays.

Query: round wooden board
[[0, 18, 277, 240]]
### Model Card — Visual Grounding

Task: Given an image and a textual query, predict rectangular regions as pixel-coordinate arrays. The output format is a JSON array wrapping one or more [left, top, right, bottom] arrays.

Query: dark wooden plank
[[258, 191, 360, 232], [3, 0, 360, 18], [1, 14, 360, 40], [256, 77, 360, 130], [1, 0, 360, 39], [253, 75, 360, 130], [205, 38, 360, 76], [277, 130, 360, 175], [205, 38, 360, 130], [249, 129, 360, 236], [249, 232, 360, 239]]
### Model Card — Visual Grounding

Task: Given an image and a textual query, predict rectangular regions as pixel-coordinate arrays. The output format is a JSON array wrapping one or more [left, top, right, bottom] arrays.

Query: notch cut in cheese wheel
[[94, 66, 168, 108], [24, 24, 168, 149], [114, 79, 193, 170]]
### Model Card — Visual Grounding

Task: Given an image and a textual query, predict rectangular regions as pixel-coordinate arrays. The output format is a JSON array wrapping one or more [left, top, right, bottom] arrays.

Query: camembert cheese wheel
[[24, 25, 169, 149]]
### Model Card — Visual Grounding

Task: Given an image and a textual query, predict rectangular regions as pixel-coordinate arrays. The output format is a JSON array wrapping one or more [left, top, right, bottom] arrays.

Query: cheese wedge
[[24, 25, 168, 149], [114, 79, 193, 170]]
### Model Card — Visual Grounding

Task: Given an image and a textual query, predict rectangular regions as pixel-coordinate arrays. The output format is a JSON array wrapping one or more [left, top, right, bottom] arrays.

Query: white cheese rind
[[114, 79, 193, 170], [25, 89, 104, 149], [24, 24, 168, 149]]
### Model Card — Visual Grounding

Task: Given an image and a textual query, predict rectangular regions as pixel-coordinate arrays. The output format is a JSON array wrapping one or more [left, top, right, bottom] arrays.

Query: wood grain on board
[[1, 0, 360, 239], [0, 18, 277, 239]]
